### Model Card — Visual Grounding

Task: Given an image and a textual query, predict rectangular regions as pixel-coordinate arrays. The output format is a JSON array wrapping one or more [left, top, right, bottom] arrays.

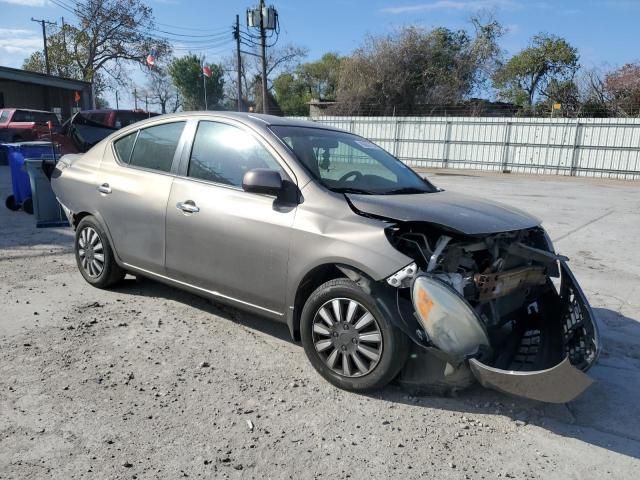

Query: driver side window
[[188, 121, 282, 187]]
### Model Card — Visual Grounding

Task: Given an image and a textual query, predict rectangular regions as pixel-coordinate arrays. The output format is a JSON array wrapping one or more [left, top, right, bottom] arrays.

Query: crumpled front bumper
[[407, 260, 600, 403]]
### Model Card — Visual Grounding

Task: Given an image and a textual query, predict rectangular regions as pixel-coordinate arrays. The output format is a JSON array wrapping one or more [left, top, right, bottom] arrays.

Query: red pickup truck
[[0, 108, 61, 143]]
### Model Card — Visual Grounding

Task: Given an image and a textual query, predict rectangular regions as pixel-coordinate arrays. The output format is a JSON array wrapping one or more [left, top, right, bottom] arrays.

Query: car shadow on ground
[[111, 276, 640, 461], [111, 276, 295, 344]]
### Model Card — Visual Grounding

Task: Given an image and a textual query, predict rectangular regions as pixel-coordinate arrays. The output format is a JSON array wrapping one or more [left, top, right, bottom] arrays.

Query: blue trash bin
[[2, 142, 57, 213]]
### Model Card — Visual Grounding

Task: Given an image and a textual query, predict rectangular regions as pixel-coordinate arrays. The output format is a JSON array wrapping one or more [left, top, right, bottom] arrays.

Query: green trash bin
[[24, 158, 69, 228]]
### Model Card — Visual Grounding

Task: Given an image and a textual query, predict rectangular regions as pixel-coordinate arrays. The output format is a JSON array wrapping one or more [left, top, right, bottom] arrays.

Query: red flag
[[202, 65, 212, 78], [146, 53, 155, 67]]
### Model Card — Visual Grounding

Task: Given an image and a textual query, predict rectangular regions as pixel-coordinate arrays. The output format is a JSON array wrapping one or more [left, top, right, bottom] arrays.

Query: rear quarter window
[[0, 111, 10, 123], [113, 131, 138, 164]]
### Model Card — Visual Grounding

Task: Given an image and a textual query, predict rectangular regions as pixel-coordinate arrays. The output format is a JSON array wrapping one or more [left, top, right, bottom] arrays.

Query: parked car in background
[[80, 109, 159, 129], [51, 112, 600, 402], [46, 109, 159, 155], [0, 108, 61, 143]]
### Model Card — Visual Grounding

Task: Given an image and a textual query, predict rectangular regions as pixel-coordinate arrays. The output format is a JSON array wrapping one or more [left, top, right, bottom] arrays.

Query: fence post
[[570, 119, 581, 176], [392, 118, 401, 157], [443, 119, 452, 168], [501, 120, 512, 172]]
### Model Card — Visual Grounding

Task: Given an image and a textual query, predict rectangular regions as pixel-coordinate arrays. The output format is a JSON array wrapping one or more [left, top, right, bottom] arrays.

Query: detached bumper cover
[[468, 260, 600, 403], [469, 357, 593, 403]]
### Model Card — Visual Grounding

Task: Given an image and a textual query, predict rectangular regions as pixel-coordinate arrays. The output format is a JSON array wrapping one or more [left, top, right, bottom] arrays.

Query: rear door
[[97, 120, 190, 272], [165, 119, 297, 316]]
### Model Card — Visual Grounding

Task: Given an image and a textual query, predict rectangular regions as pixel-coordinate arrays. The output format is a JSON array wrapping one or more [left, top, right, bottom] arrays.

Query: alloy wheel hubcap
[[78, 226, 105, 278], [312, 298, 383, 378]]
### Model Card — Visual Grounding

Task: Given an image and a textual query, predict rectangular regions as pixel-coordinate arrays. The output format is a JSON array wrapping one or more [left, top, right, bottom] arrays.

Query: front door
[[165, 120, 297, 316]]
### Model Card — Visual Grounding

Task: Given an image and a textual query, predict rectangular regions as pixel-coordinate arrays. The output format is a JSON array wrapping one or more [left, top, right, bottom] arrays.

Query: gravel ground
[[1, 166, 639, 479]]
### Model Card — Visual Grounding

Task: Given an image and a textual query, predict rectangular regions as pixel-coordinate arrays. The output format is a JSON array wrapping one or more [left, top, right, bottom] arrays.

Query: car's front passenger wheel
[[300, 278, 409, 392], [74, 216, 125, 288]]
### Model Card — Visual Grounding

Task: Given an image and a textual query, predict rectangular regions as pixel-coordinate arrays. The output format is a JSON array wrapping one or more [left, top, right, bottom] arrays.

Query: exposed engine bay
[[384, 223, 600, 402]]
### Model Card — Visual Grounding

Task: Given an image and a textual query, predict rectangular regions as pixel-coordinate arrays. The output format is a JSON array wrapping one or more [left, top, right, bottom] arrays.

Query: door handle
[[176, 201, 200, 214], [97, 183, 112, 194]]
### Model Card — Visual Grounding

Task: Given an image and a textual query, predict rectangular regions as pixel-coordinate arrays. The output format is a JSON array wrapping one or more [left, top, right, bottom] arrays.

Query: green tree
[[493, 33, 579, 108], [272, 72, 309, 115], [297, 52, 342, 100], [169, 54, 224, 110], [23, 24, 81, 79]]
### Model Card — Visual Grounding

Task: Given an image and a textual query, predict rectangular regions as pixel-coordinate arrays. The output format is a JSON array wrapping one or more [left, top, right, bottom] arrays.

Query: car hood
[[346, 190, 540, 235]]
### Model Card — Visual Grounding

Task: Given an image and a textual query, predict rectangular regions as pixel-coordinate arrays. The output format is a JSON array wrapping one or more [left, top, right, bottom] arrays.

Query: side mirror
[[242, 168, 283, 196]]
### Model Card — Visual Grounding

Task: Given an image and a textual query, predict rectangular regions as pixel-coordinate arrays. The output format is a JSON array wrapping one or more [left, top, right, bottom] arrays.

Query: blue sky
[[1, 0, 639, 108]]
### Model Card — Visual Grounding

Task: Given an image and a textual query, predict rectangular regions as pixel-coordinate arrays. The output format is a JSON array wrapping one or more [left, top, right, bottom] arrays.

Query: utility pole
[[115, 90, 119, 109], [134, 88, 138, 109], [259, 0, 268, 114], [31, 18, 56, 75], [246, 2, 277, 114], [202, 62, 208, 110], [234, 14, 243, 112]]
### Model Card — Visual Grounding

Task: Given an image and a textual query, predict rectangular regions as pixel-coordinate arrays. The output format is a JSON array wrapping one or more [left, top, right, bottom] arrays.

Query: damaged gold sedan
[[52, 113, 599, 402]]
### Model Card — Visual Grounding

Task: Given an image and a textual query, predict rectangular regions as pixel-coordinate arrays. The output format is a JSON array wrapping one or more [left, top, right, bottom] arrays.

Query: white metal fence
[[292, 116, 640, 180]]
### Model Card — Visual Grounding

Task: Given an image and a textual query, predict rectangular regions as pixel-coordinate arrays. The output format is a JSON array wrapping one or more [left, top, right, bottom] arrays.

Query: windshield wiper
[[382, 187, 430, 195], [331, 187, 374, 195]]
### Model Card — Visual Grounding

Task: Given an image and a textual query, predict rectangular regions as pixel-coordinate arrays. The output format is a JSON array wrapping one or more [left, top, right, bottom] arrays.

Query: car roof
[[115, 111, 347, 134]]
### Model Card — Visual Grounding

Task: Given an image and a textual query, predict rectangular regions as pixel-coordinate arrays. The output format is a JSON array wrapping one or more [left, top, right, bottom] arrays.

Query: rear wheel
[[5, 195, 19, 211], [301, 278, 409, 392], [75, 216, 125, 288]]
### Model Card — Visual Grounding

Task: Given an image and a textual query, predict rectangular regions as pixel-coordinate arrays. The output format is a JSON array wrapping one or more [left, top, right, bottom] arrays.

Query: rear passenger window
[[114, 131, 137, 164], [129, 122, 185, 172], [188, 121, 282, 187]]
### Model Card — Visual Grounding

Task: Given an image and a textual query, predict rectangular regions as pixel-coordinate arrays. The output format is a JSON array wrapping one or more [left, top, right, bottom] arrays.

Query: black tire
[[22, 197, 33, 214], [301, 278, 409, 392], [74, 216, 125, 288], [5, 195, 19, 211]]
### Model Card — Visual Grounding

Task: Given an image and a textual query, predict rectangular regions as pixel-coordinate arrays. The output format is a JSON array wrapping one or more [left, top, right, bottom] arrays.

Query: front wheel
[[300, 278, 409, 392], [74, 216, 125, 288]]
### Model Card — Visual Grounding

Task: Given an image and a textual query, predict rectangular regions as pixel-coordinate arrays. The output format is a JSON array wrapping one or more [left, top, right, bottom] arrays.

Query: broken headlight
[[411, 275, 491, 364]]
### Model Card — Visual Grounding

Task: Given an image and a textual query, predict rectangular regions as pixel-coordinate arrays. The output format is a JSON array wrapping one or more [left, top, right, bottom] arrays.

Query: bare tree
[[67, 0, 169, 84], [223, 43, 307, 109], [140, 64, 181, 113], [335, 20, 504, 115]]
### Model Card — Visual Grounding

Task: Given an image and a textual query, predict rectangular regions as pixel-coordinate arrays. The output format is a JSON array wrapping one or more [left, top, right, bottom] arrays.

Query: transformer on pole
[[246, 1, 279, 114]]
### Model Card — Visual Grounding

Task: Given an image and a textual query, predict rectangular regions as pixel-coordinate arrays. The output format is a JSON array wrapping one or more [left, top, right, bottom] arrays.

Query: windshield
[[271, 126, 436, 195]]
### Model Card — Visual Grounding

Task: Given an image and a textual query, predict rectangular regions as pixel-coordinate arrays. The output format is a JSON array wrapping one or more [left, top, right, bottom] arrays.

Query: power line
[[31, 17, 57, 75], [146, 27, 231, 39]]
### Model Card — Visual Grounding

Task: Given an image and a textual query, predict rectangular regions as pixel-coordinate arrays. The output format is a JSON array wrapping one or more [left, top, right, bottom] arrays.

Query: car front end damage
[[380, 223, 600, 403]]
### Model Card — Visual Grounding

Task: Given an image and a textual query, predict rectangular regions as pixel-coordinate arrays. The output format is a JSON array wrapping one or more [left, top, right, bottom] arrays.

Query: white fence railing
[[292, 116, 640, 180]]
